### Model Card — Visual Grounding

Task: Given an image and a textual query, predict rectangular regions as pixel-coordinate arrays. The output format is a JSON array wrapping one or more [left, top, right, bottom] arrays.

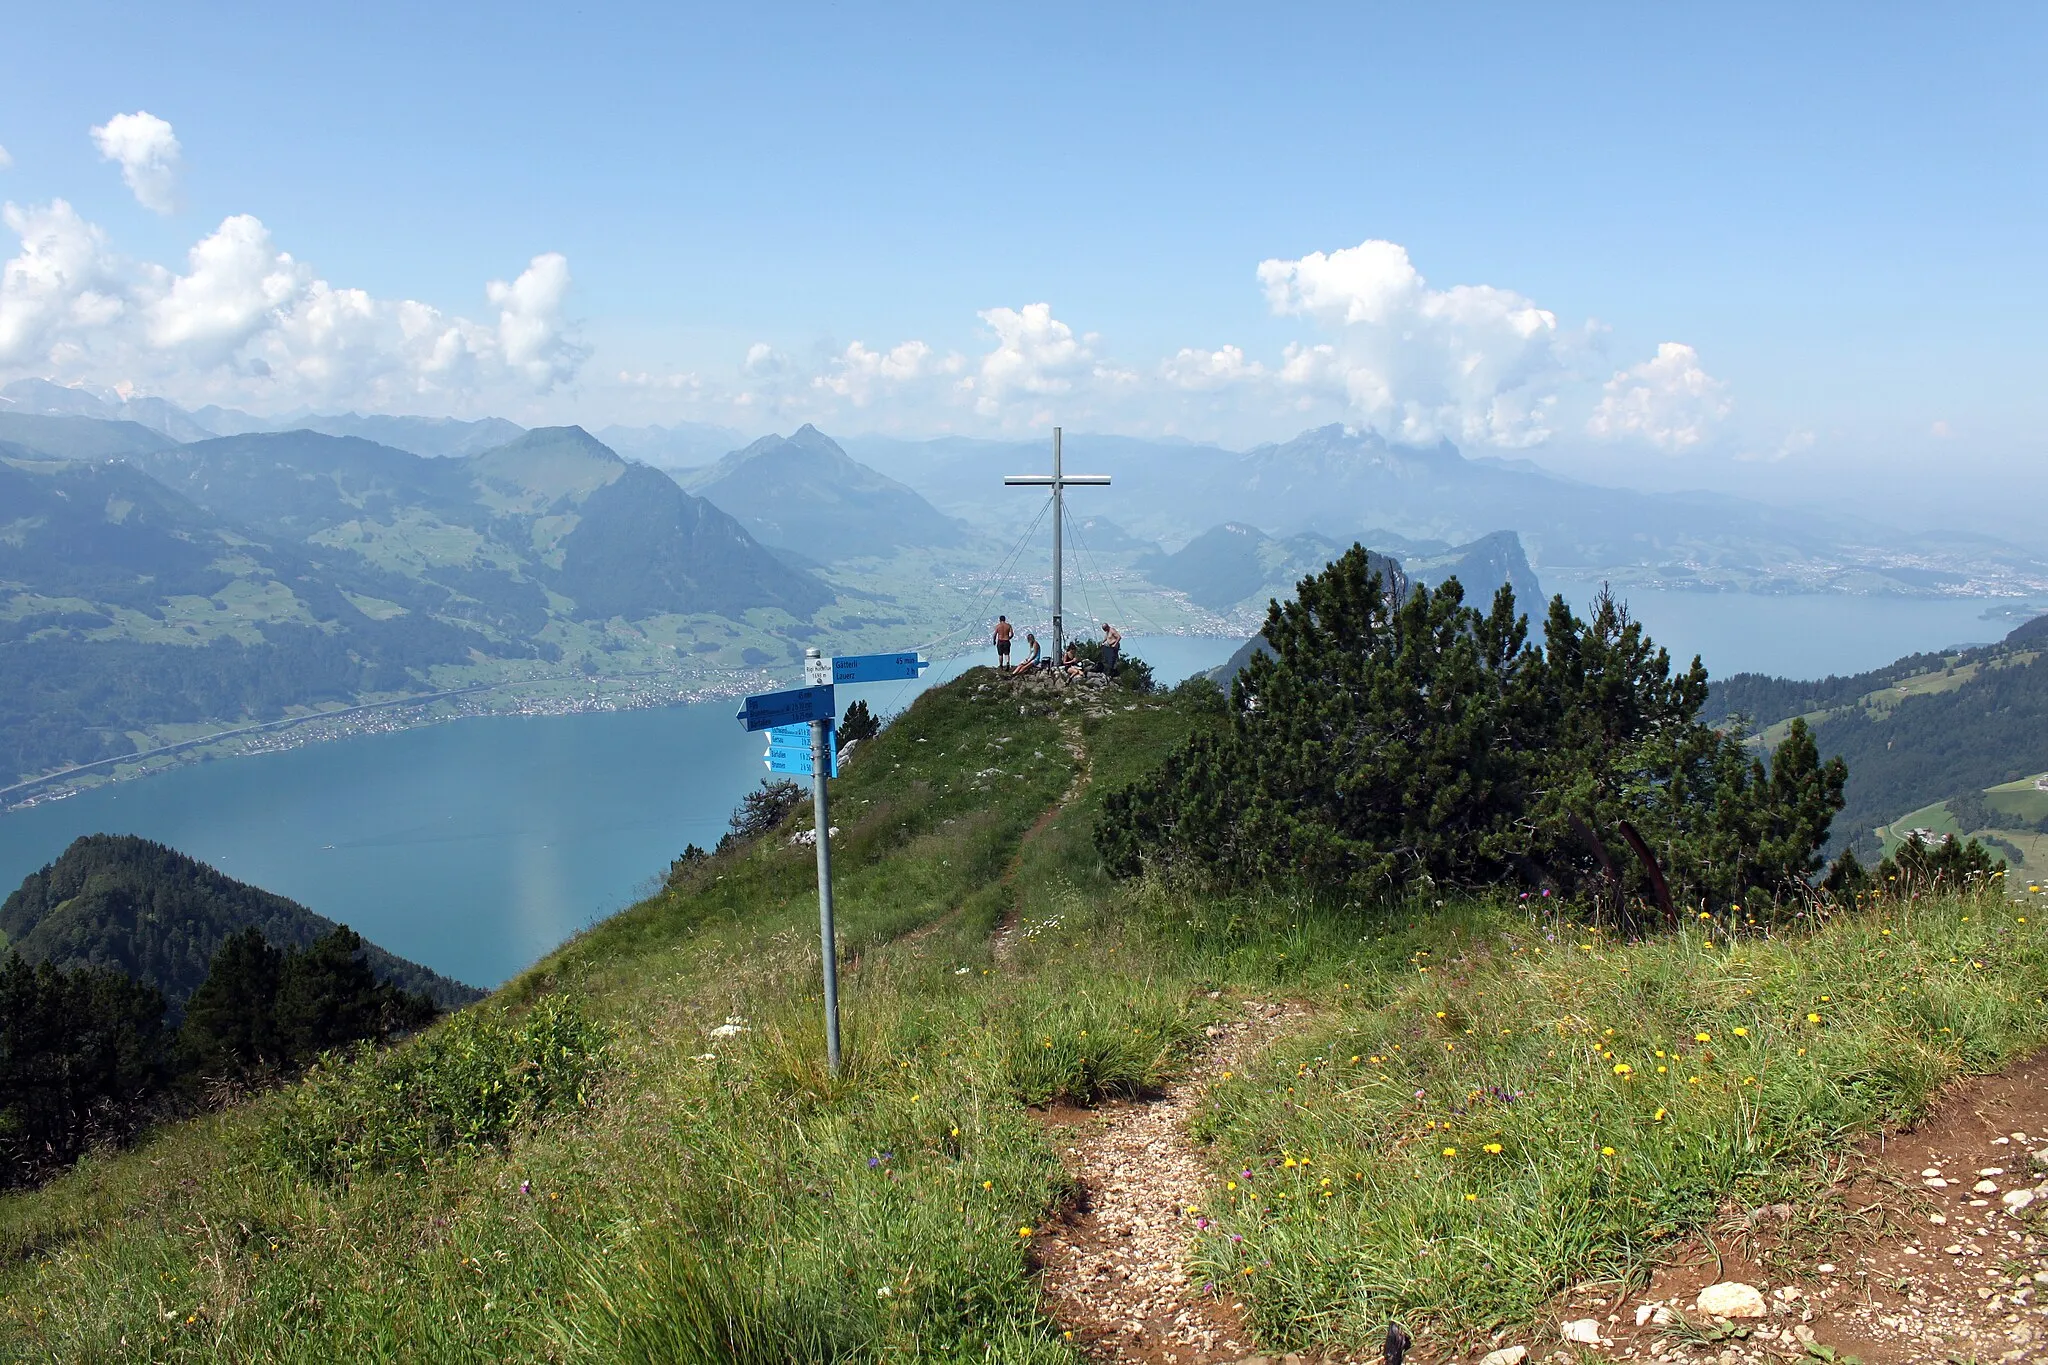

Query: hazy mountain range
[[14, 377, 2048, 598], [8, 375, 2048, 795], [844, 426, 2048, 597]]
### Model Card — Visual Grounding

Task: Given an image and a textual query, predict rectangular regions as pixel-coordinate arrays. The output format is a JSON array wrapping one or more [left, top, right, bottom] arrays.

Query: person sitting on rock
[[1017, 632, 1042, 674]]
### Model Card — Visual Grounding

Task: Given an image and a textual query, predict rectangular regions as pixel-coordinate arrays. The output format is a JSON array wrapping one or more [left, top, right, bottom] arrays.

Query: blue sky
[[1, 2, 2042, 513]]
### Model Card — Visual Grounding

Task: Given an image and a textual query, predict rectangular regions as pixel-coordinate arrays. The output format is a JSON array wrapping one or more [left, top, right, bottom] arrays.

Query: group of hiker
[[992, 616, 1120, 681]]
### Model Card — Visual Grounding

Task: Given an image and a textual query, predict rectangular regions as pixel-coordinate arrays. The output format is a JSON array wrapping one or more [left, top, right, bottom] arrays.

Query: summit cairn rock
[[1695, 1281, 1768, 1318]]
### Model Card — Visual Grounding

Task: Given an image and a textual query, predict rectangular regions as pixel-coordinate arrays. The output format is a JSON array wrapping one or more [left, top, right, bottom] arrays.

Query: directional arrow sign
[[762, 719, 836, 776], [765, 748, 838, 777], [829, 652, 928, 684], [736, 684, 835, 732]]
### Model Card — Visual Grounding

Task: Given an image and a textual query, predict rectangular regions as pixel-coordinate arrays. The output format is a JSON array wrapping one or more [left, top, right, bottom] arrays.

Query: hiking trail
[[1035, 999, 1319, 1364]]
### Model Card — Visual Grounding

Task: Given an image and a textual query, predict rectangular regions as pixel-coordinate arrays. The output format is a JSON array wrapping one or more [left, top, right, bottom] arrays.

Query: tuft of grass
[[260, 994, 611, 1182]]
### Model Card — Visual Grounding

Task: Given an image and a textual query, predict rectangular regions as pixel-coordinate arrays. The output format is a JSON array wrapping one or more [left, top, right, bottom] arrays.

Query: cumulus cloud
[[91, 111, 182, 214], [488, 252, 584, 388], [812, 338, 963, 406], [0, 200, 127, 366], [1255, 239, 1575, 447], [144, 214, 307, 364], [1587, 342, 1732, 451], [0, 197, 586, 407], [965, 303, 1138, 421], [1161, 344, 1265, 391]]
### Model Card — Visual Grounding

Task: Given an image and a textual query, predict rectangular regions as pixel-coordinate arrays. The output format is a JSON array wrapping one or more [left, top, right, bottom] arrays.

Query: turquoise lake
[[0, 597, 2027, 989], [0, 636, 1239, 989]]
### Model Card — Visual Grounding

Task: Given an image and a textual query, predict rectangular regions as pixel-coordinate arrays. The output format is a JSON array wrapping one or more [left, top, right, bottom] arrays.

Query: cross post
[[1003, 427, 1110, 661]]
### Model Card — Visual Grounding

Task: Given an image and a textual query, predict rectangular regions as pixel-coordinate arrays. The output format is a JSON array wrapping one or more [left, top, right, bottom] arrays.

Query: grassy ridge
[[4, 670, 2048, 1361]]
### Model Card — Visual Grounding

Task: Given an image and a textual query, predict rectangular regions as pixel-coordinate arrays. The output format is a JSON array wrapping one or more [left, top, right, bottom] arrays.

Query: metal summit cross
[[1003, 427, 1110, 659]]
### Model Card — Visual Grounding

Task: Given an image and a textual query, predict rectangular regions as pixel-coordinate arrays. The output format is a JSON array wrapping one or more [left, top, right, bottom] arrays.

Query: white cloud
[[1255, 239, 1574, 447], [812, 338, 963, 406], [972, 302, 1094, 413], [91, 111, 182, 214], [0, 198, 585, 408], [0, 200, 126, 366], [0, 145, 13, 171], [145, 214, 308, 364], [1733, 427, 1815, 464], [488, 252, 585, 388], [1587, 341, 1732, 451], [1161, 344, 1265, 391]]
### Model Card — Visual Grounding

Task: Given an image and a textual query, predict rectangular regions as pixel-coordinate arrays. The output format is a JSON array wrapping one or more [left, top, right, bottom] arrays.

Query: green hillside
[[4, 658, 2047, 1360], [0, 424, 843, 788], [1706, 618, 2048, 858], [0, 834, 482, 1013]]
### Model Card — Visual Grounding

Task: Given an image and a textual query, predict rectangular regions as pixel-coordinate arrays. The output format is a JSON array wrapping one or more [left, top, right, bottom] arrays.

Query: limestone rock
[[2004, 1187, 2037, 1213], [1560, 1318, 1603, 1344], [1478, 1347, 1528, 1365], [1695, 1282, 1768, 1318]]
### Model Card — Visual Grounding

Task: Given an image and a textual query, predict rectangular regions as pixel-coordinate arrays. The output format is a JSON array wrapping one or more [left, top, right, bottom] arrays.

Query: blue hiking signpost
[[808, 652, 929, 686], [764, 723, 837, 777], [736, 666, 843, 1072], [734, 646, 929, 1077], [735, 683, 836, 732]]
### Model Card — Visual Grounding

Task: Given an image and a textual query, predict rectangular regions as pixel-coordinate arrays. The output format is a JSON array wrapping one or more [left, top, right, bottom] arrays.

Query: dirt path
[[991, 714, 1091, 965], [1531, 1051, 2048, 1365], [1035, 999, 1316, 1365]]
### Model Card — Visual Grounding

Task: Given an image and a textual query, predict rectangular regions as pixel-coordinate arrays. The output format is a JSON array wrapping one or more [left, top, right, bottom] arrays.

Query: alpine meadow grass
[[3, 669, 2045, 1361]]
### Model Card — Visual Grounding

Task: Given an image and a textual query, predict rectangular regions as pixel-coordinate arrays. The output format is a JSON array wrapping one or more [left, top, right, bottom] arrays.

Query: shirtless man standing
[[993, 615, 1014, 671]]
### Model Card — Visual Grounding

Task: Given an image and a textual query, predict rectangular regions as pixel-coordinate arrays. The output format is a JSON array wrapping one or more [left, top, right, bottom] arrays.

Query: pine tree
[[274, 928, 390, 1062], [178, 928, 284, 1078], [838, 699, 880, 746], [1097, 547, 1848, 921]]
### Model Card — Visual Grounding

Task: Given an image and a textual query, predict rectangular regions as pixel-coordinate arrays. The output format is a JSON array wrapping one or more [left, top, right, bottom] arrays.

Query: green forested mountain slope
[[0, 423, 835, 785], [1703, 616, 2048, 854], [128, 430, 481, 536], [0, 834, 481, 1013], [1817, 653, 2048, 853]]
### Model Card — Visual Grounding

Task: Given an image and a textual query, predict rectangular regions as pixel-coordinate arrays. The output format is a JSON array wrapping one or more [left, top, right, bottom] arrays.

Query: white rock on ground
[[1695, 1281, 1768, 1318], [1560, 1318, 1603, 1343], [1477, 1346, 1528, 1365], [2005, 1188, 2037, 1212]]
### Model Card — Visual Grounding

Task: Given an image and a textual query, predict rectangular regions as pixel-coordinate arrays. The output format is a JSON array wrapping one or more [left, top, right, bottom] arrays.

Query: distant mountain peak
[[691, 426, 966, 562], [469, 426, 628, 509]]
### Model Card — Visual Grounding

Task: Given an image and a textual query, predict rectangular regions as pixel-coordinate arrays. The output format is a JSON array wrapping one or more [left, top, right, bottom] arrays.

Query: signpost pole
[[806, 648, 842, 1076]]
